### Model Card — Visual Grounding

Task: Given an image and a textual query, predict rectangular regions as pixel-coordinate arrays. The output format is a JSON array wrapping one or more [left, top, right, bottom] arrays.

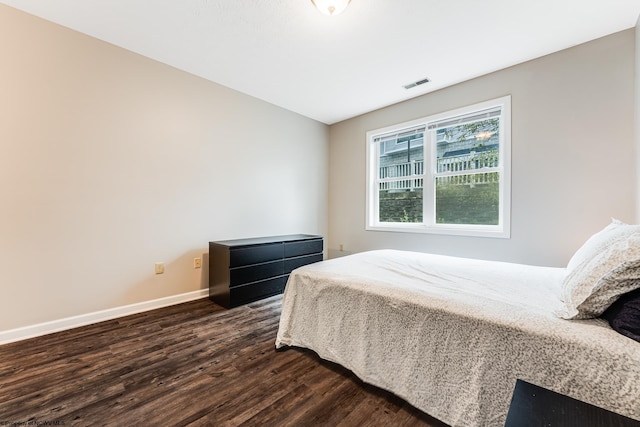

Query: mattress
[[275, 249, 640, 427]]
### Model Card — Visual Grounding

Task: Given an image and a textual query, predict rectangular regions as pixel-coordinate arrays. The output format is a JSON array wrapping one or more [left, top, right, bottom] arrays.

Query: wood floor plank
[[0, 296, 448, 426]]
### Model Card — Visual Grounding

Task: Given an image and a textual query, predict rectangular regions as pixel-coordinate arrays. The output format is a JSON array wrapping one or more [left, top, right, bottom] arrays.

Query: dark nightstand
[[505, 380, 640, 427]]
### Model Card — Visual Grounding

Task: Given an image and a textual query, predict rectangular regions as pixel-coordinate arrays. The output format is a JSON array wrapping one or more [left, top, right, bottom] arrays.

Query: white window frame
[[365, 95, 511, 238]]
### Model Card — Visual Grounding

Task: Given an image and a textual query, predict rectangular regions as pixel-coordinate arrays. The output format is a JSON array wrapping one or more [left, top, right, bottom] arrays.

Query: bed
[[275, 221, 640, 427]]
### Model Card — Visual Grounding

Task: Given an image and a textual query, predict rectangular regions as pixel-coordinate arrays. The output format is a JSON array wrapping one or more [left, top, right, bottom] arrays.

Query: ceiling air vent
[[403, 77, 430, 90]]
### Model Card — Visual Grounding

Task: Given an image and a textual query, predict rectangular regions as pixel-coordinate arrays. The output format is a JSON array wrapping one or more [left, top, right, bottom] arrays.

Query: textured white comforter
[[275, 250, 640, 427]]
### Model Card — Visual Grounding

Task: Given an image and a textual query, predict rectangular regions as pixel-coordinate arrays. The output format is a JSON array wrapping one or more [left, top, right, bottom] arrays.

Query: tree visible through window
[[366, 96, 511, 238]]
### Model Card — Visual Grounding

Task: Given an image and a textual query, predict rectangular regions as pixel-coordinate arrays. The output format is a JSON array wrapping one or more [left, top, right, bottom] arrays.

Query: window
[[366, 96, 511, 238]]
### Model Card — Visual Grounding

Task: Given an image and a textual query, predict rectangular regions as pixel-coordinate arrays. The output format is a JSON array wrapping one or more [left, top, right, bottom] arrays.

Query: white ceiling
[[2, 0, 640, 124]]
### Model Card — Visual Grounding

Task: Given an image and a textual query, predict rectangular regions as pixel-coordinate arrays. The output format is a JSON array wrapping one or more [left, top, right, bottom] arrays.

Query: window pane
[[379, 188, 423, 223], [436, 118, 500, 173], [435, 173, 499, 225], [378, 130, 424, 223], [434, 117, 500, 226]]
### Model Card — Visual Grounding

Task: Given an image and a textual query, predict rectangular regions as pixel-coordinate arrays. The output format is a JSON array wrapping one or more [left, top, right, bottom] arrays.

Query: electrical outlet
[[193, 257, 201, 269], [154, 262, 165, 274]]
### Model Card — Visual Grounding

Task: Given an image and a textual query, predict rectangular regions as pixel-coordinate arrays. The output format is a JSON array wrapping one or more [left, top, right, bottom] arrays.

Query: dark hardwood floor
[[0, 295, 448, 426]]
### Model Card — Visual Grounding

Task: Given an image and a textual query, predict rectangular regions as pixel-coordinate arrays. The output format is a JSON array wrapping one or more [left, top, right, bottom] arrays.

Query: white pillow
[[566, 219, 632, 272], [558, 220, 640, 320]]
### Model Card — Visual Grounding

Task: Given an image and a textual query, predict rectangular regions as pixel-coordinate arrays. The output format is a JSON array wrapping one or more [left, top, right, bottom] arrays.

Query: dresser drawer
[[284, 253, 323, 274], [284, 239, 323, 258], [230, 260, 284, 287], [229, 242, 284, 268], [229, 276, 287, 306]]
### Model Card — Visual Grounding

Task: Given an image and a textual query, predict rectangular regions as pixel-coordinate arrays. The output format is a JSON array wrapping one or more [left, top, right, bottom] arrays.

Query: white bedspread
[[275, 250, 640, 427]]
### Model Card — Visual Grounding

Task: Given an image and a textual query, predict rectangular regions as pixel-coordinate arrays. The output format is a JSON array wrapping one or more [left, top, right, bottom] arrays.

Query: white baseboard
[[0, 288, 210, 346]]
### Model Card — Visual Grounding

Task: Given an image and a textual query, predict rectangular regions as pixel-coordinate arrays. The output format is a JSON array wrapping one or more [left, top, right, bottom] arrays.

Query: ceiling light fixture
[[311, 0, 351, 16]]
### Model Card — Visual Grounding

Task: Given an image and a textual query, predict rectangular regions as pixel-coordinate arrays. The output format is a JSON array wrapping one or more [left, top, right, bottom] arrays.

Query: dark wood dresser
[[208, 234, 323, 309]]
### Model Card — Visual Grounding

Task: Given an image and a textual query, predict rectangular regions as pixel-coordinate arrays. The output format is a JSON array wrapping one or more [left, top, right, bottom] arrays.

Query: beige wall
[[329, 30, 635, 267], [0, 5, 328, 331], [636, 16, 640, 223]]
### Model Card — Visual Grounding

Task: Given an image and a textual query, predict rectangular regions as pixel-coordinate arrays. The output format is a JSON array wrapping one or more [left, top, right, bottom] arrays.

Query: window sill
[[365, 223, 510, 239]]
